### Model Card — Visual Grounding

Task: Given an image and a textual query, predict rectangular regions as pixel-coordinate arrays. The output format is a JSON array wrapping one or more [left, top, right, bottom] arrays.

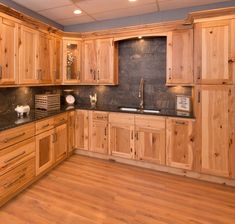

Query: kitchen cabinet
[[89, 111, 108, 154], [0, 17, 18, 85], [166, 118, 195, 170], [62, 38, 82, 84], [109, 113, 135, 159], [54, 123, 67, 162], [194, 19, 235, 84], [167, 29, 193, 85], [75, 110, 89, 150], [68, 111, 75, 153], [83, 38, 117, 85], [19, 25, 38, 84], [52, 36, 62, 84], [135, 115, 166, 165], [36, 32, 53, 84], [35, 129, 54, 175], [195, 85, 235, 177]]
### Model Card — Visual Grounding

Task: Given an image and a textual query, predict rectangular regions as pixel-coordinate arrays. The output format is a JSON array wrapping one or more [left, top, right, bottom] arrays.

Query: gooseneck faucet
[[138, 78, 144, 110]]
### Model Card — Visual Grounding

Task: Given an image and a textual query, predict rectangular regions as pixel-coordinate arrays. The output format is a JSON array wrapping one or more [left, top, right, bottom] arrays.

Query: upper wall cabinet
[[0, 17, 18, 85], [62, 38, 82, 84], [52, 36, 62, 84], [83, 38, 118, 85], [19, 25, 38, 84], [167, 29, 194, 85], [194, 19, 235, 84]]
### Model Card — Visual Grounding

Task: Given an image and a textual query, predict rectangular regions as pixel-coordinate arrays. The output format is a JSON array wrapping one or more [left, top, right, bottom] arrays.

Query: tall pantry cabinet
[[194, 18, 235, 178]]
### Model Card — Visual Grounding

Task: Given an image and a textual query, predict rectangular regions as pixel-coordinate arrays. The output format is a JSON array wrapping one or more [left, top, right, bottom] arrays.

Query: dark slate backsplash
[[0, 37, 192, 114]]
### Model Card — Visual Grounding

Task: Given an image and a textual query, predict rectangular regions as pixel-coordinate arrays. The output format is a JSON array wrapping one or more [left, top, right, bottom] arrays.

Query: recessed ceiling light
[[129, 0, 137, 2], [73, 9, 82, 15]]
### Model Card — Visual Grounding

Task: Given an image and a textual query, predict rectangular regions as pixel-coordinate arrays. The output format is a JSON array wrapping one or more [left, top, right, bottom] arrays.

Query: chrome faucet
[[138, 78, 144, 110]]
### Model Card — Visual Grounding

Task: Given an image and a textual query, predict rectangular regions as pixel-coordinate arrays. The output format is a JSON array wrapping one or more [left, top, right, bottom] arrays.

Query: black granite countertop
[[0, 105, 194, 132]]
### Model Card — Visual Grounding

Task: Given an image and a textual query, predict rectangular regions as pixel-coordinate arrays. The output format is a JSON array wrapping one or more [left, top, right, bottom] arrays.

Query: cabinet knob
[[228, 59, 234, 64]]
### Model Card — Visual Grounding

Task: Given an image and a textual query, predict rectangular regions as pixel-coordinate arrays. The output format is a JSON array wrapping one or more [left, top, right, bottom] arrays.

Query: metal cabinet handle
[[135, 132, 139, 140], [93, 70, 96, 80], [198, 91, 201, 103], [175, 121, 186, 125], [104, 127, 107, 136], [168, 68, 172, 80], [97, 70, 100, 81], [4, 173, 26, 189], [131, 130, 134, 140], [4, 151, 26, 164], [0, 65, 2, 79], [42, 124, 50, 129], [3, 132, 26, 143], [77, 71, 80, 80]]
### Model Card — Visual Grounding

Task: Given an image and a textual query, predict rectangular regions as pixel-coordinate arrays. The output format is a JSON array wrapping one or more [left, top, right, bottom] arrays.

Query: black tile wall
[[0, 36, 192, 114]]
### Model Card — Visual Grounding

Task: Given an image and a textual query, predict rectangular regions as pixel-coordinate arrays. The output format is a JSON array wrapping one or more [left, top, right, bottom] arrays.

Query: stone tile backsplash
[[0, 37, 192, 114]]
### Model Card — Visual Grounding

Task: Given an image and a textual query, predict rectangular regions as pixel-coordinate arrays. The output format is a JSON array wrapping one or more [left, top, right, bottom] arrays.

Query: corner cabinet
[[83, 38, 118, 85], [166, 118, 195, 170], [62, 38, 82, 84], [195, 85, 235, 178], [194, 19, 235, 84], [167, 29, 194, 85], [0, 17, 19, 85]]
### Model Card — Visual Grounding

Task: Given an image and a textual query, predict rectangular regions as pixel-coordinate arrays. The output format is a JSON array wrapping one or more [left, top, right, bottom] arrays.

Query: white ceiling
[[11, 0, 232, 26]]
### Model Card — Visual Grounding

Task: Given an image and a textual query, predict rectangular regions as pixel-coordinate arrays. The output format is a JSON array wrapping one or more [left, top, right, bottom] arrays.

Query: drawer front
[[92, 111, 108, 122], [54, 113, 68, 127], [0, 138, 35, 176], [36, 118, 54, 134], [0, 158, 35, 200], [0, 123, 35, 150], [109, 112, 134, 125], [135, 115, 166, 129]]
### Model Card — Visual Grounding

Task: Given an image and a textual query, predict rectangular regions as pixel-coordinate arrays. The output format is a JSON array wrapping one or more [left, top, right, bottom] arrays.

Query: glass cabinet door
[[63, 39, 81, 83]]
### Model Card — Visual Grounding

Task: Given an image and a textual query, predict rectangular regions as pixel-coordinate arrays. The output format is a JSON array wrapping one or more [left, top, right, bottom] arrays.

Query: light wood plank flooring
[[1, 155, 235, 224]]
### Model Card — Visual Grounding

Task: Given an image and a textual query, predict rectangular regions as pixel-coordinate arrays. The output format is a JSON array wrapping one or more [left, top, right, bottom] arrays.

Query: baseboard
[[74, 149, 235, 187]]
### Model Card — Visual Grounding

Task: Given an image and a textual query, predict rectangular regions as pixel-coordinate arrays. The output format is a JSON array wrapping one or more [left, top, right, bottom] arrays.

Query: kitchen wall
[[0, 36, 191, 114]]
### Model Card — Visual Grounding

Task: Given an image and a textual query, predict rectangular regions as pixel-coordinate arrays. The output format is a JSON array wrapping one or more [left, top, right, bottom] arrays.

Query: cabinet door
[[194, 20, 235, 84], [166, 118, 194, 170], [75, 110, 89, 150], [97, 38, 116, 84], [37, 33, 52, 84], [19, 25, 38, 84], [136, 127, 165, 165], [52, 36, 62, 84], [195, 86, 234, 177], [63, 39, 81, 84], [36, 129, 54, 175], [167, 29, 193, 84], [83, 40, 97, 83], [0, 17, 18, 85], [109, 123, 135, 159], [90, 121, 108, 154], [54, 123, 67, 162], [68, 111, 75, 153]]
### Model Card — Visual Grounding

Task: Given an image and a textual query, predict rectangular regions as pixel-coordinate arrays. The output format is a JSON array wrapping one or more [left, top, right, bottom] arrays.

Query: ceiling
[[11, 0, 232, 26]]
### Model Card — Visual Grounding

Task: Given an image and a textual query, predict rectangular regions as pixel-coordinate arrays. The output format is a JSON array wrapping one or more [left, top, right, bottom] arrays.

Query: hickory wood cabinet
[[195, 85, 235, 178], [52, 36, 62, 84], [167, 29, 194, 84], [194, 19, 235, 84], [83, 38, 117, 85], [0, 16, 19, 85], [68, 111, 76, 154], [135, 115, 166, 165], [166, 118, 195, 170]]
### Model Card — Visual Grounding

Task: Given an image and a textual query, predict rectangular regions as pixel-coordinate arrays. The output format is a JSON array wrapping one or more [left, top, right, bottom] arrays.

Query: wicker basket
[[35, 94, 60, 111]]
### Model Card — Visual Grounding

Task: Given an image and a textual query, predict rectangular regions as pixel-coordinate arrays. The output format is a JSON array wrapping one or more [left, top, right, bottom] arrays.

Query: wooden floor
[[1, 155, 235, 224]]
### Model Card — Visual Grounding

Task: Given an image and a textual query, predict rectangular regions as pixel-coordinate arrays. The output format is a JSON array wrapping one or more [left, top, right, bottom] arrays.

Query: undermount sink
[[119, 107, 161, 114]]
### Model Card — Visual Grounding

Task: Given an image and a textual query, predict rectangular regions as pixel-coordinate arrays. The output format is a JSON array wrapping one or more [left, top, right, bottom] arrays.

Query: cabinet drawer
[[109, 113, 134, 125], [54, 113, 68, 127], [0, 158, 35, 200], [0, 138, 35, 176], [135, 115, 166, 129], [36, 118, 54, 134], [91, 111, 108, 121], [0, 123, 35, 150]]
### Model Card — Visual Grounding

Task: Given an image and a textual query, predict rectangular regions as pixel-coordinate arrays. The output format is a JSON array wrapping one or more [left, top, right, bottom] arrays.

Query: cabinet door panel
[[54, 123, 67, 162], [75, 110, 89, 150], [52, 37, 62, 84], [167, 29, 193, 84], [19, 26, 37, 84], [166, 119, 194, 170], [68, 111, 75, 153], [136, 127, 165, 165], [0, 18, 18, 84]]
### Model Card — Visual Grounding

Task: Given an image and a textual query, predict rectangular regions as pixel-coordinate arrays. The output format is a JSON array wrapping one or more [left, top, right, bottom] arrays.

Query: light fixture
[[138, 36, 142, 39], [129, 0, 137, 2], [73, 9, 82, 15]]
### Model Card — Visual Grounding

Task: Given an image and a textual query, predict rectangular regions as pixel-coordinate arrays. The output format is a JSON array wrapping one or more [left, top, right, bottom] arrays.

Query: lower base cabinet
[[135, 115, 166, 165], [68, 111, 75, 153], [166, 118, 195, 170]]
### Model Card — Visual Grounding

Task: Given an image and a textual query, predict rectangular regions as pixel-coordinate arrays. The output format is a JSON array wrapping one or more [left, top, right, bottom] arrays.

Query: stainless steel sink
[[119, 107, 161, 114]]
